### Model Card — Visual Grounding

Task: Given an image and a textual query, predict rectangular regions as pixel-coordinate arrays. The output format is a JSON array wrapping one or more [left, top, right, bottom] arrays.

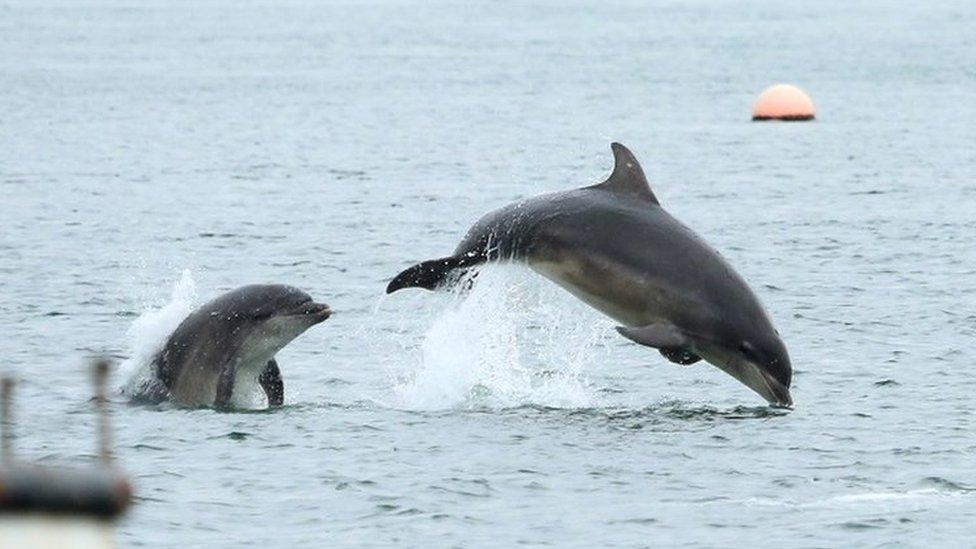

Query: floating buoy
[[752, 84, 815, 121]]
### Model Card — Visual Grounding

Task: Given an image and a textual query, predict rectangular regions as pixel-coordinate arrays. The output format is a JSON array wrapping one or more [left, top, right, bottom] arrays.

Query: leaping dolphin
[[132, 284, 331, 409], [386, 143, 793, 407]]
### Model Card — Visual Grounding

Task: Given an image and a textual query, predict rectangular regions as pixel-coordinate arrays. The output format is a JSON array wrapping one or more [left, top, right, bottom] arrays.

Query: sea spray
[[389, 265, 611, 410], [119, 270, 198, 398]]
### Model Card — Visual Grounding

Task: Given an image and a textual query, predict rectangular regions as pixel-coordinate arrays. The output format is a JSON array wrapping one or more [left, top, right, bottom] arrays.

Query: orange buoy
[[752, 84, 815, 121]]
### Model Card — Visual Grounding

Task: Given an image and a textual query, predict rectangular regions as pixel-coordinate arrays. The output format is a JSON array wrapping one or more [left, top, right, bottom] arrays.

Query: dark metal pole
[[92, 359, 113, 465], [0, 377, 13, 463]]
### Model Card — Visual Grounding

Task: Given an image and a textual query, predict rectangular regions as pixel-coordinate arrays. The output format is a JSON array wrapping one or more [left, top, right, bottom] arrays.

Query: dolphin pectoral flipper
[[659, 347, 702, 365], [259, 358, 284, 406], [387, 255, 476, 293], [619, 324, 701, 365], [616, 323, 688, 349]]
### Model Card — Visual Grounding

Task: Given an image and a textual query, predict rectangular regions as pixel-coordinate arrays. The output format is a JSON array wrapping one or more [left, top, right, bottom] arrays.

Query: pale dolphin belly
[[169, 356, 270, 408], [227, 331, 290, 408], [528, 252, 674, 329], [170, 360, 220, 407], [229, 359, 270, 408], [167, 333, 279, 407]]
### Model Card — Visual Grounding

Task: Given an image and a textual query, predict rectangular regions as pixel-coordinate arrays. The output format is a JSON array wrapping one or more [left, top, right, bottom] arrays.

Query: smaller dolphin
[[137, 285, 331, 409], [387, 143, 793, 407]]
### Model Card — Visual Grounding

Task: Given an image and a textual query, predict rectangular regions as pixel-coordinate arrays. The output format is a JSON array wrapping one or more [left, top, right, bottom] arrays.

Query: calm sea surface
[[2, 1, 975, 547]]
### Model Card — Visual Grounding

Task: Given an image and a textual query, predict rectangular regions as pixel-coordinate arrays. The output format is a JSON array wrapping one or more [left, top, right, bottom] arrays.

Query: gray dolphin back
[[386, 143, 658, 294]]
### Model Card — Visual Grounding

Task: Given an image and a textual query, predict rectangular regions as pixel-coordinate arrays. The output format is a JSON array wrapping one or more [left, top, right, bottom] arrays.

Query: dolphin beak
[[732, 360, 793, 408], [300, 302, 332, 322], [758, 369, 793, 408]]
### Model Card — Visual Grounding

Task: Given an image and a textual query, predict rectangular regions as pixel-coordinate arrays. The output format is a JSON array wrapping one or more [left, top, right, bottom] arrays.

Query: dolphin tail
[[386, 255, 480, 293]]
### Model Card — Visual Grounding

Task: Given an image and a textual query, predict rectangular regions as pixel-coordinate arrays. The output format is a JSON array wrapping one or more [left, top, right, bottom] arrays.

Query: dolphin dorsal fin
[[591, 143, 659, 205]]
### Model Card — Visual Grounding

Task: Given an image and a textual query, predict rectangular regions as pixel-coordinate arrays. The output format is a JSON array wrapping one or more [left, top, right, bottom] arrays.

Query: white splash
[[390, 265, 610, 410], [119, 270, 198, 397]]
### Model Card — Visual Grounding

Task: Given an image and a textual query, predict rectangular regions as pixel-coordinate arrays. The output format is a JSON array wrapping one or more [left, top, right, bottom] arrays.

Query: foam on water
[[119, 270, 198, 397], [390, 265, 611, 410], [744, 486, 976, 511]]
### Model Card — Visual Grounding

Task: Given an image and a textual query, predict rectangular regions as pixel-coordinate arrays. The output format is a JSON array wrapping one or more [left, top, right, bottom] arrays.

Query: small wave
[[651, 402, 789, 422], [541, 401, 789, 431], [920, 476, 975, 492], [836, 519, 890, 530], [874, 378, 900, 387], [206, 431, 254, 441]]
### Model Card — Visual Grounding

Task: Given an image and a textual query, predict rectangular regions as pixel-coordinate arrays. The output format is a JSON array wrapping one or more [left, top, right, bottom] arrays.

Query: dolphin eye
[[252, 310, 273, 321], [738, 342, 755, 357]]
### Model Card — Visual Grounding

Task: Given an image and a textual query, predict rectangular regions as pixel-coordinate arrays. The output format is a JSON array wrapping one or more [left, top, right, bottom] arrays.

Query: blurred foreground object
[[0, 359, 132, 549], [752, 84, 815, 121]]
